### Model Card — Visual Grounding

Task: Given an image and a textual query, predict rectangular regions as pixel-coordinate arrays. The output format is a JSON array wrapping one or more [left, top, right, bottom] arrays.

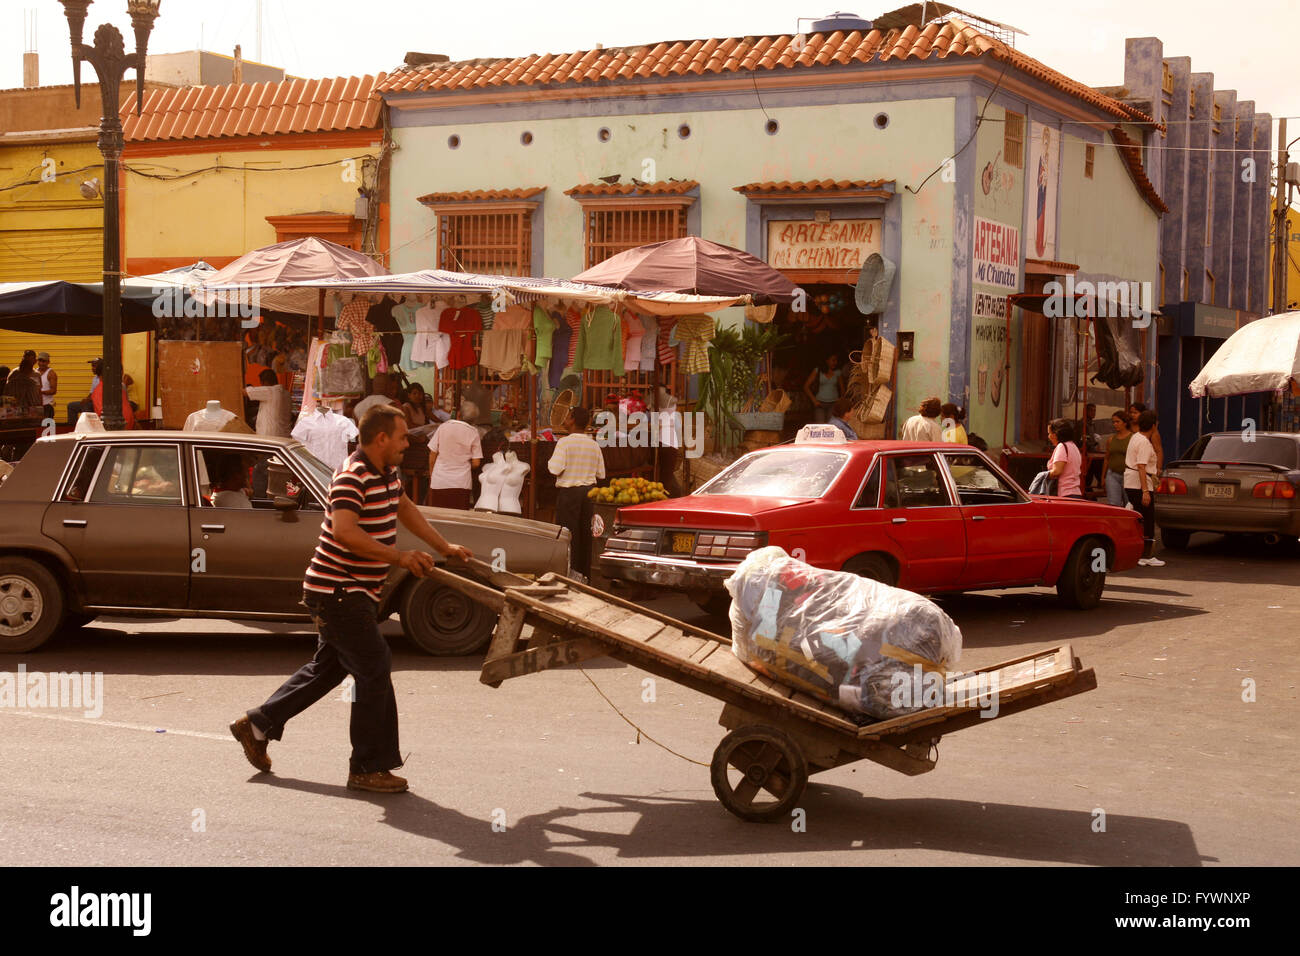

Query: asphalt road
[[0, 533, 1295, 867]]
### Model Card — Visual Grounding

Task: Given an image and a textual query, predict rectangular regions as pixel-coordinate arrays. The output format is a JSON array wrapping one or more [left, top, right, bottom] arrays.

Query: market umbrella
[[571, 236, 799, 303], [199, 237, 388, 316], [0, 263, 221, 335], [1188, 311, 1300, 399]]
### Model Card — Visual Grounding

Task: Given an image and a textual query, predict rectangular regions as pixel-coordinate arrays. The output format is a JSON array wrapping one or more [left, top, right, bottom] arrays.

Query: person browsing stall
[[231, 405, 473, 794], [548, 406, 605, 580], [245, 368, 292, 437], [426, 402, 483, 509]]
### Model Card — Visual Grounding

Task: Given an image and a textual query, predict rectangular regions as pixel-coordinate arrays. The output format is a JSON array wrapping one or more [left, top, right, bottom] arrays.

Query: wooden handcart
[[434, 559, 1098, 823]]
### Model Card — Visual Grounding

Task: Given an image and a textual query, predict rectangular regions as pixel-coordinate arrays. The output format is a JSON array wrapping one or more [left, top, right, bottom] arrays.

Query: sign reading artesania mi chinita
[[767, 219, 882, 270], [972, 216, 1020, 290]]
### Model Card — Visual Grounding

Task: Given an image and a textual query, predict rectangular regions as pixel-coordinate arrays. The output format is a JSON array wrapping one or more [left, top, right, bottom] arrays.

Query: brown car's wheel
[[0, 557, 65, 653], [400, 576, 496, 656], [1056, 536, 1107, 610], [710, 726, 809, 823]]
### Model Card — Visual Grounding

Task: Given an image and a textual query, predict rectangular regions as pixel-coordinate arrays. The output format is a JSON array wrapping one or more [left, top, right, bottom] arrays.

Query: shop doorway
[[769, 283, 878, 428]]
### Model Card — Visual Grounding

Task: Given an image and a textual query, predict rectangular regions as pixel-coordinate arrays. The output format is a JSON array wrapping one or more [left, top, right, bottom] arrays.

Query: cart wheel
[[710, 726, 809, 823]]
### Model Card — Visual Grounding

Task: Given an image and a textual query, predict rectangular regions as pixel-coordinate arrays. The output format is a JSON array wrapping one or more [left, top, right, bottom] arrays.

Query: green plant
[[697, 324, 791, 452]]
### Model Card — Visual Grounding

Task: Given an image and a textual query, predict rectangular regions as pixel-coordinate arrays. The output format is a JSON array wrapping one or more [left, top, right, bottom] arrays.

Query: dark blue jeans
[[248, 588, 401, 775]]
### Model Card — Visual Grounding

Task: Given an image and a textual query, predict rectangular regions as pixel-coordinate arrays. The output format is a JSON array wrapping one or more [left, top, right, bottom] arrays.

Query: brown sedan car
[[1155, 431, 1300, 548], [0, 432, 569, 654]]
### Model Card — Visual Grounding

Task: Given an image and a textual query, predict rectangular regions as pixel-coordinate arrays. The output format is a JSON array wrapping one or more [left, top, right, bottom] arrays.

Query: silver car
[[1155, 431, 1300, 549]]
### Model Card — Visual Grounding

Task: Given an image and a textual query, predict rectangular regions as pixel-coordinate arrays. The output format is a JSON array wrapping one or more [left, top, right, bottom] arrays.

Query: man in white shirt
[[246, 369, 292, 437], [549, 406, 606, 579], [427, 403, 483, 509], [1123, 409, 1164, 567], [900, 397, 943, 441], [353, 372, 398, 423]]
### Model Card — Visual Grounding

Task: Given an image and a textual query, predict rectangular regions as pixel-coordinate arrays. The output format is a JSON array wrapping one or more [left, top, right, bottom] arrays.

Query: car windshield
[[1183, 435, 1299, 469], [701, 450, 847, 498], [290, 443, 338, 489]]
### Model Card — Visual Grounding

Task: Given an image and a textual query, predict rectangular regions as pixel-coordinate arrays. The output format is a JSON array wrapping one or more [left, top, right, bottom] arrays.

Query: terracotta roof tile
[[416, 187, 547, 204], [122, 73, 385, 142], [564, 180, 700, 197], [376, 23, 1155, 126], [1109, 125, 1169, 214], [734, 179, 896, 195]]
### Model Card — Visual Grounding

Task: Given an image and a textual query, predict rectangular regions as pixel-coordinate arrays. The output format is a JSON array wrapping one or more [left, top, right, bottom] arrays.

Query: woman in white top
[[1124, 409, 1164, 567]]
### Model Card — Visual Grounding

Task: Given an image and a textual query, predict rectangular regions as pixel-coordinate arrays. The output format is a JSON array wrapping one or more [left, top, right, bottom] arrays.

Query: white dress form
[[475, 451, 507, 511], [497, 449, 529, 515]]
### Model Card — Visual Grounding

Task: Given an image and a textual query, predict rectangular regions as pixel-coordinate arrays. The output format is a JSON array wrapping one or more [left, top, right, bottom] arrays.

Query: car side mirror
[[273, 495, 300, 512]]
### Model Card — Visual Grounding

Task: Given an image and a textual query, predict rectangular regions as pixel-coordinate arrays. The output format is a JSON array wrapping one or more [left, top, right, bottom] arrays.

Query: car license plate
[[1203, 483, 1235, 499], [671, 532, 695, 553]]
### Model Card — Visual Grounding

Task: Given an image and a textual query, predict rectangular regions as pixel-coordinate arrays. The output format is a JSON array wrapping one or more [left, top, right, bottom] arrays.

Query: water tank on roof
[[810, 11, 874, 33]]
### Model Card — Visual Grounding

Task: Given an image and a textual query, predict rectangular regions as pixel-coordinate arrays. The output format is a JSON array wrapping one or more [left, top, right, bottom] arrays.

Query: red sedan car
[[600, 432, 1144, 613]]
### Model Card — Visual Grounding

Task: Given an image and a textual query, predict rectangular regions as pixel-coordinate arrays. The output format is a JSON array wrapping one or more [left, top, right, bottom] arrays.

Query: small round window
[[448, 134, 461, 149], [597, 127, 612, 142], [765, 119, 779, 136], [677, 123, 691, 139], [520, 131, 534, 146], [873, 112, 890, 130]]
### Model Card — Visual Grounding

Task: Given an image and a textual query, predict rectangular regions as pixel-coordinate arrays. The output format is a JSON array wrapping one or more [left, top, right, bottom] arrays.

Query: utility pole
[[1272, 118, 1289, 315]]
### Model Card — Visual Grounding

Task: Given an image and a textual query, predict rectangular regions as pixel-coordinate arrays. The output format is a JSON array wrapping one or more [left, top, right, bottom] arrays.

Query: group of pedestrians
[[1, 349, 56, 417]]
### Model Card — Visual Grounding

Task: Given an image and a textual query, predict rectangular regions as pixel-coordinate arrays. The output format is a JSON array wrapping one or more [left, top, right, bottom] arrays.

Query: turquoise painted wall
[[388, 98, 959, 426]]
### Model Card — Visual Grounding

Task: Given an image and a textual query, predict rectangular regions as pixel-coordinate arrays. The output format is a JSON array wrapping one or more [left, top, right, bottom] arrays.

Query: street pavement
[[0, 534, 1295, 867]]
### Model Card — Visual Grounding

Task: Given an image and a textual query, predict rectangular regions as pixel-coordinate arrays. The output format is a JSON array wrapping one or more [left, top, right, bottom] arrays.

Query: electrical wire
[[907, 57, 1012, 196]]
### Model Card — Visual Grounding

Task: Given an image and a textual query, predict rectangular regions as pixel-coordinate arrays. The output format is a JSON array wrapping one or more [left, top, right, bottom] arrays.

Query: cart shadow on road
[[243, 776, 1209, 866]]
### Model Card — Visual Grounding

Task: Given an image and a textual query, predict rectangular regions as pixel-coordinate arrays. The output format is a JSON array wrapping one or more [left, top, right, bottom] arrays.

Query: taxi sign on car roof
[[795, 424, 847, 444]]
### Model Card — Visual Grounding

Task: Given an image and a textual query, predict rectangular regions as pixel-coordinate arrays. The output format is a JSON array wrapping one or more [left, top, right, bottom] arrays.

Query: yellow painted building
[[0, 83, 162, 421], [1269, 199, 1300, 312]]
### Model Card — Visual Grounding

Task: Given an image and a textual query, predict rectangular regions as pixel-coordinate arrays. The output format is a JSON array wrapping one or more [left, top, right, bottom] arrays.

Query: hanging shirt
[[574, 305, 624, 372], [336, 297, 378, 356], [480, 305, 532, 377], [391, 299, 423, 370], [639, 314, 659, 371], [292, 408, 358, 471], [657, 316, 679, 365], [565, 307, 582, 367], [549, 310, 574, 388], [442, 306, 483, 371], [474, 298, 496, 331], [622, 312, 644, 372], [533, 305, 557, 363], [674, 314, 716, 375], [412, 301, 451, 366]]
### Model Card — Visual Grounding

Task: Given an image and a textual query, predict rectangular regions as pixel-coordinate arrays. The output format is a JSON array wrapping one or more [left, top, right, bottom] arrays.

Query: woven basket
[[549, 389, 575, 432], [758, 388, 791, 414], [689, 454, 732, 489]]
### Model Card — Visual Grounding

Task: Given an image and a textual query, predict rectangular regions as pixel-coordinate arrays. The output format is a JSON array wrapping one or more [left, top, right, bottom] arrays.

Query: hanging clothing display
[[336, 296, 379, 356], [674, 314, 715, 375], [565, 307, 582, 368], [639, 313, 659, 371], [412, 300, 452, 366], [622, 311, 644, 372], [474, 298, 497, 330], [480, 304, 531, 377], [574, 305, 624, 372], [391, 299, 422, 370], [657, 315, 680, 365], [533, 305, 557, 364], [442, 306, 483, 370], [549, 309, 574, 388], [291, 407, 358, 471]]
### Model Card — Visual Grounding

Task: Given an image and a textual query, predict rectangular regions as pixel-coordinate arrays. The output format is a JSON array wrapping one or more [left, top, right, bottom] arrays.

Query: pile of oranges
[[588, 477, 669, 505]]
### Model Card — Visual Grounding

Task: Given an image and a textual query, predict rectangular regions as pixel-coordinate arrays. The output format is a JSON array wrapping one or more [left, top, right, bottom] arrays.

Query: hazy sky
[[4, 0, 1297, 131]]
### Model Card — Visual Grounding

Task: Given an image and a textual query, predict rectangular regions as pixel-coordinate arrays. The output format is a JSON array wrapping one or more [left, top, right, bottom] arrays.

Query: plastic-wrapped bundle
[[724, 547, 963, 720]]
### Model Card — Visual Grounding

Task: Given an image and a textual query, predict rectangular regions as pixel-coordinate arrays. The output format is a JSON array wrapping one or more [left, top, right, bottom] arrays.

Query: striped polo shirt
[[304, 450, 402, 601], [548, 432, 606, 487]]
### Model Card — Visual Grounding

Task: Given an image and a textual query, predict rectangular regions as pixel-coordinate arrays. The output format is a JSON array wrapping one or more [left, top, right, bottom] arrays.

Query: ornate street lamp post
[[60, 1, 161, 430]]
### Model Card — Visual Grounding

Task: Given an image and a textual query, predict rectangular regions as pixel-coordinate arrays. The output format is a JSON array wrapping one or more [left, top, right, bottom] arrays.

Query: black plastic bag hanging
[[1091, 312, 1144, 389]]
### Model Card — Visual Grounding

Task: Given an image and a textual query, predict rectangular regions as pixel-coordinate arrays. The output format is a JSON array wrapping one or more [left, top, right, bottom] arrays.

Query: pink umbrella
[[573, 236, 798, 303], [200, 237, 387, 316]]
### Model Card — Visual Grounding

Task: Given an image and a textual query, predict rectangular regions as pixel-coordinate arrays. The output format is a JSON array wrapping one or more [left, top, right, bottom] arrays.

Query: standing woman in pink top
[[1047, 418, 1083, 498]]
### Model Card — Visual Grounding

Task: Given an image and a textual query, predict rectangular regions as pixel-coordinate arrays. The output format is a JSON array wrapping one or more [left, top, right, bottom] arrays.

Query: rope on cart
[[577, 667, 709, 768]]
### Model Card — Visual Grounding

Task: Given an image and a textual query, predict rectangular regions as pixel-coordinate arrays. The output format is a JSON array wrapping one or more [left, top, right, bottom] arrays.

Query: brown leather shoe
[[230, 715, 271, 773], [346, 771, 408, 793]]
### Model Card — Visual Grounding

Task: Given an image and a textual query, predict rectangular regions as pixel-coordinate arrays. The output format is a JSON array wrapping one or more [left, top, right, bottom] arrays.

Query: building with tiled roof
[[381, 7, 1175, 444], [120, 71, 389, 279]]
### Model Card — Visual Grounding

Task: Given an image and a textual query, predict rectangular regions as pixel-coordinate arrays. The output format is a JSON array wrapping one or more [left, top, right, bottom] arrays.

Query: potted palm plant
[[697, 324, 791, 453]]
